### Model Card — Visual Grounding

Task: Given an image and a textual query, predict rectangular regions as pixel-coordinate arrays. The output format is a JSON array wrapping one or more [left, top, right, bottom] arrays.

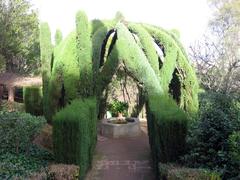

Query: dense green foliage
[[0, 0, 40, 74], [23, 86, 43, 116], [42, 12, 199, 179], [128, 23, 160, 76], [182, 92, 240, 179], [76, 11, 93, 97], [144, 24, 199, 114], [107, 99, 128, 116], [53, 98, 97, 179], [159, 163, 221, 180], [46, 32, 79, 122], [54, 29, 63, 46], [0, 111, 46, 154], [0, 112, 52, 180], [0, 145, 53, 179], [40, 23, 53, 122], [110, 23, 189, 167]]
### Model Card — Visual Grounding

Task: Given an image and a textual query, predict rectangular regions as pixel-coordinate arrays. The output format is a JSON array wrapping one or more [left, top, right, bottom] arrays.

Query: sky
[[33, 0, 212, 48]]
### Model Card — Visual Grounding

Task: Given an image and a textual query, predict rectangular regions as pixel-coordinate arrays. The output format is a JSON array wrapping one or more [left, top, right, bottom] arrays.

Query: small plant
[[107, 99, 128, 117]]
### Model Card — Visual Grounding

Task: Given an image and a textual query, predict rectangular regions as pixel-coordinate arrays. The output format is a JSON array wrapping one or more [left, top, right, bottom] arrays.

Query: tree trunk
[[8, 86, 15, 102], [0, 84, 3, 103]]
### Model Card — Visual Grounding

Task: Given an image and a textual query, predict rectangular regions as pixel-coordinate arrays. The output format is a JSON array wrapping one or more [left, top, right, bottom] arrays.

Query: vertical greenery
[[23, 86, 43, 116], [76, 11, 93, 97], [53, 98, 97, 180], [101, 23, 189, 166], [143, 24, 199, 114], [128, 23, 160, 76], [47, 32, 79, 121], [54, 29, 62, 46], [40, 22, 52, 121], [41, 13, 199, 179]]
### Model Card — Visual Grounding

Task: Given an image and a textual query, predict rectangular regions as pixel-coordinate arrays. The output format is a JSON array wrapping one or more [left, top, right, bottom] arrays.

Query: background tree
[[0, 0, 40, 74], [190, 0, 240, 94]]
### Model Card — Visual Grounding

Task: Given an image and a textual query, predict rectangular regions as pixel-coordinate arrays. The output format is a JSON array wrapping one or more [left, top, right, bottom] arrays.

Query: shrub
[[182, 92, 240, 179], [227, 131, 240, 178], [0, 144, 53, 179], [53, 97, 97, 180], [0, 111, 46, 154], [23, 86, 43, 116], [107, 99, 128, 117], [159, 163, 221, 180]]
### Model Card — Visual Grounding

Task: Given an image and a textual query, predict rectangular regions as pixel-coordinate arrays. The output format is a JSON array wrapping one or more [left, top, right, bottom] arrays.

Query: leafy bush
[[227, 131, 240, 178], [182, 92, 240, 179], [107, 99, 128, 116], [159, 163, 221, 180], [0, 111, 46, 154], [0, 144, 53, 179], [53, 97, 97, 180], [23, 86, 43, 116]]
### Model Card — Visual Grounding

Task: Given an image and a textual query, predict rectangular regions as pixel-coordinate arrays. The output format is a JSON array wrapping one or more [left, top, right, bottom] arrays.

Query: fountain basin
[[100, 117, 141, 138]]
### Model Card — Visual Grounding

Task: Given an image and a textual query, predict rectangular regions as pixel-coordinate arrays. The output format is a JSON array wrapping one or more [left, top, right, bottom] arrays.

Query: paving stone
[[86, 122, 155, 180]]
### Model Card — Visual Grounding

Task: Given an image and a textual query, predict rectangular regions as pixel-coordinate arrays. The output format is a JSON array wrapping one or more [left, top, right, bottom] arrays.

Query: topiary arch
[[40, 11, 198, 179]]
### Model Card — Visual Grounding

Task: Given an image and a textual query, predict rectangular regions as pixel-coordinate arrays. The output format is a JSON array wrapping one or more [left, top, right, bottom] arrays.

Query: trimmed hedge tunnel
[[40, 11, 199, 179]]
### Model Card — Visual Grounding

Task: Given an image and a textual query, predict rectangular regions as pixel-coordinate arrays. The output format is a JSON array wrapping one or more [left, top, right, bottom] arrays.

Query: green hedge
[[40, 22, 53, 122], [159, 163, 221, 180], [55, 29, 62, 46], [52, 97, 97, 179], [76, 11, 93, 97], [23, 86, 43, 116]]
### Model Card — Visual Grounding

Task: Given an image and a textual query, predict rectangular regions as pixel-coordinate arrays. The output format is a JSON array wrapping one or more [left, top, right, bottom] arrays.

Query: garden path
[[86, 121, 156, 180]]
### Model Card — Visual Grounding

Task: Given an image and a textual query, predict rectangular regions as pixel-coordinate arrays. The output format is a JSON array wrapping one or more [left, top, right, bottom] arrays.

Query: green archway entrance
[[40, 11, 199, 179]]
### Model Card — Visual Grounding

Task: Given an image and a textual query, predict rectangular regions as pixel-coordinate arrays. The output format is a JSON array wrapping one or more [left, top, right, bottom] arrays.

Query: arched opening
[[45, 17, 199, 180]]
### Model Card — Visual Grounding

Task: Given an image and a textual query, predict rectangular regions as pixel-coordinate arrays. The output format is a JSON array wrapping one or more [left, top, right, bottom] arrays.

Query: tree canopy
[[190, 0, 240, 94], [0, 0, 40, 74]]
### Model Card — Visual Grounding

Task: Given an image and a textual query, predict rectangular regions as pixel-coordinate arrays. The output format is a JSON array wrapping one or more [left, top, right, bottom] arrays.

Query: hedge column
[[40, 23, 53, 121], [76, 11, 93, 97]]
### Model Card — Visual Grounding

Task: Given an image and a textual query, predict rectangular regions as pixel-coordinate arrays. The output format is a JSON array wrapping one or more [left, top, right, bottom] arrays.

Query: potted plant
[[107, 99, 128, 118]]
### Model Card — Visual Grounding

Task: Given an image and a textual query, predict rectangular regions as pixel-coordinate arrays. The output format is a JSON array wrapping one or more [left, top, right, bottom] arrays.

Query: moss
[[40, 22, 53, 121], [54, 29, 62, 46], [23, 86, 43, 116], [53, 97, 97, 180], [76, 11, 93, 97]]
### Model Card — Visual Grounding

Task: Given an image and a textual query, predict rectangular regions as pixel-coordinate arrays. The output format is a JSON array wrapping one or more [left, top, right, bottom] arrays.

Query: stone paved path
[[86, 121, 156, 180]]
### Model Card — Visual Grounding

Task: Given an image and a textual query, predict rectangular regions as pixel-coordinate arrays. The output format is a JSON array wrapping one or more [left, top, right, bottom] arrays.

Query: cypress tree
[[76, 11, 93, 97], [40, 22, 53, 121], [55, 29, 63, 46]]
